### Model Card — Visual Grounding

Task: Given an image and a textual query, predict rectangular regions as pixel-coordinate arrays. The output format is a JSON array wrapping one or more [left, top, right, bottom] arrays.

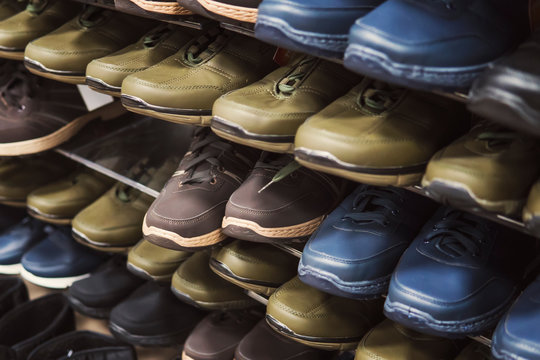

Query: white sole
[[0, 263, 22, 275], [20, 267, 90, 289]]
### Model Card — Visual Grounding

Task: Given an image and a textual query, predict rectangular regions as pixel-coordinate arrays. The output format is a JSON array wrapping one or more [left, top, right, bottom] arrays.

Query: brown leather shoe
[[143, 128, 260, 251], [222, 153, 348, 244]]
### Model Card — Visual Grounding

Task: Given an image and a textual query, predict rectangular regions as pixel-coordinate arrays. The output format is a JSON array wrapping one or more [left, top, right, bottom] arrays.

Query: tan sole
[[27, 207, 72, 225], [209, 260, 277, 296], [211, 127, 294, 154], [26, 66, 86, 85], [72, 229, 131, 254], [0, 198, 26, 207], [123, 105, 212, 126], [295, 157, 422, 187], [0, 50, 23, 60], [128, 0, 193, 14], [0, 101, 125, 156], [87, 86, 121, 98], [143, 214, 226, 248], [222, 216, 324, 239], [197, 0, 258, 22], [181, 352, 194, 360]]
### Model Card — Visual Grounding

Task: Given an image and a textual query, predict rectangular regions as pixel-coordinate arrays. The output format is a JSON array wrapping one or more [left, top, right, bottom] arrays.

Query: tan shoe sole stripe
[[128, 0, 193, 15], [26, 66, 86, 85], [209, 260, 277, 296], [222, 216, 324, 238], [211, 127, 294, 154], [123, 105, 212, 126], [27, 206, 72, 225], [0, 50, 23, 61], [197, 0, 258, 22]]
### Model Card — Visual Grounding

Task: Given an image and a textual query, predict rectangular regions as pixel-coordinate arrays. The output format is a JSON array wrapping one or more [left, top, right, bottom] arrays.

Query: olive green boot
[[523, 179, 540, 236], [454, 342, 491, 360], [0, 0, 80, 60], [127, 239, 191, 281], [24, 5, 154, 84], [294, 79, 469, 187], [211, 56, 360, 153], [422, 123, 540, 215], [121, 28, 276, 126], [209, 240, 298, 296], [0, 0, 27, 21], [86, 24, 199, 96], [266, 277, 384, 351], [26, 169, 114, 225], [355, 320, 464, 360], [171, 250, 256, 311]]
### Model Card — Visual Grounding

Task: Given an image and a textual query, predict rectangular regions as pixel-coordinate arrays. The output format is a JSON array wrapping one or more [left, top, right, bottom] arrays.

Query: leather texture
[[0, 0, 26, 21], [524, 179, 540, 237], [127, 239, 192, 280], [0, 217, 47, 267], [298, 185, 437, 299], [0, 278, 28, 320]]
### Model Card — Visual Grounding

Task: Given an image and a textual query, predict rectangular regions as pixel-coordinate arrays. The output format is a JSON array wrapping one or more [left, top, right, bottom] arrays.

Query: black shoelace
[[342, 187, 404, 227]]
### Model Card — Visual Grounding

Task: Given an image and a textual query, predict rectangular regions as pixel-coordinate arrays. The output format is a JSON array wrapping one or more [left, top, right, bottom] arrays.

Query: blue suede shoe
[[298, 185, 437, 299], [0, 217, 48, 275], [492, 275, 540, 360], [254, 0, 383, 59], [384, 207, 538, 338], [20, 226, 108, 289], [344, 0, 530, 91]]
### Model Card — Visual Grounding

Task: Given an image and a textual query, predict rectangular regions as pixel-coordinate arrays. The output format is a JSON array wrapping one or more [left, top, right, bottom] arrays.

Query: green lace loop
[[143, 25, 171, 48], [477, 131, 518, 147], [359, 81, 402, 113], [277, 57, 316, 95], [26, 0, 46, 14], [185, 28, 225, 66], [78, 6, 105, 28]]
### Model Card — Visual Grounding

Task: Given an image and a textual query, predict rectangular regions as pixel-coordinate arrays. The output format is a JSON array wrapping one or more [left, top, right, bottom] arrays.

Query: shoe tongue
[[143, 24, 172, 48], [78, 5, 107, 28], [360, 81, 402, 113]]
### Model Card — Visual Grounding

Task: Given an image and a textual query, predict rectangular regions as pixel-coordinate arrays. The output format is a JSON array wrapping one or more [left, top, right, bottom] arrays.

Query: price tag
[[77, 84, 114, 112]]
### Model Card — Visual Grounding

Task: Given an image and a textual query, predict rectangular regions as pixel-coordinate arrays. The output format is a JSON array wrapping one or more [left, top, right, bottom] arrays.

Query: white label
[[77, 84, 114, 111]]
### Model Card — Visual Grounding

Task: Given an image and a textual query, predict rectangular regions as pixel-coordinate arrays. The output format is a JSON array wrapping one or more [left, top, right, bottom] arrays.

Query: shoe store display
[[143, 128, 259, 251], [86, 24, 198, 96], [27, 330, 137, 360], [129, 0, 192, 15], [0, 217, 48, 275], [344, 0, 530, 91], [181, 0, 260, 23], [0, 278, 28, 319], [524, 180, 540, 237], [384, 207, 538, 338], [210, 240, 298, 296], [27, 169, 114, 225], [266, 277, 384, 350], [109, 281, 205, 347], [455, 342, 491, 360], [121, 28, 276, 125], [67, 256, 144, 319], [171, 250, 256, 310], [298, 185, 437, 300], [182, 309, 262, 360], [211, 56, 359, 153], [127, 238, 191, 281], [0, 0, 80, 60], [422, 123, 540, 215]]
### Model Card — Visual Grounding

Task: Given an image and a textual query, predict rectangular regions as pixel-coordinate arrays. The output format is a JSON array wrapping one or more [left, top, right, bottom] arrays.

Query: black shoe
[[0, 278, 27, 318], [67, 256, 145, 319]]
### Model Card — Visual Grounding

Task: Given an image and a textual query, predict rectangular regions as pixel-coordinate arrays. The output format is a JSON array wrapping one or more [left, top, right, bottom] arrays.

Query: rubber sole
[[66, 294, 111, 319], [209, 257, 280, 296], [71, 228, 132, 254], [222, 216, 323, 244], [0, 263, 23, 275], [265, 314, 361, 351], [0, 198, 26, 207], [126, 262, 173, 282], [27, 206, 72, 225], [294, 148, 424, 187], [197, 0, 257, 22], [128, 0, 193, 14], [0, 100, 125, 156], [170, 285, 255, 311], [109, 321, 189, 347], [211, 116, 295, 153], [20, 267, 90, 289], [86, 77, 121, 97], [24, 58, 86, 85], [121, 94, 212, 126], [0, 47, 23, 61], [523, 210, 540, 237], [344, 44, 486, 92]]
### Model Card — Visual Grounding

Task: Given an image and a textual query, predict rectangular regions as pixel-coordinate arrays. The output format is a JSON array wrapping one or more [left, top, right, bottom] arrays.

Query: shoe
[[0, 0, 26, 21], [235, 319, 333, 360], [129, 0, 192, 15], [344, 0, 530, 91], [0, 278, 28, 319], [24, 6, 154, 84], [67, 256, 144, 319], [210, 240, 298, 296], [254, 0, 383, 59], [171, 250, 256, 310], [455, 342, 491, 360], [27, 169, 114, 225], [211, 56, 359, 153], [524, 180, 540, 236], [121, 28, 276, 126], [468, 28, 540, 137], [384, 207, 538, 338], [491, 274, 540, 360], [0, 217, 48, 275], [266, 277, 384, 351], [73, 156, 178, 252], [0, 68, 125, 156], [182, 309, 262, 360], [109, 281, 205, 347], [0, 0, 80, 60], [222, 153, 346, 243], [294, 79, 469, 187], [0, 293, 74, 360], [20, 226, 107, 289], [422, 123, 540, 215], [298, 185, 437, 300], [355, 319, 465, 360], [143, 128, 259, 251], [27, 330, 137, 360], [127, 239, 191, 282], [179, 0, 260, 23], [86, 24, 198, 96]]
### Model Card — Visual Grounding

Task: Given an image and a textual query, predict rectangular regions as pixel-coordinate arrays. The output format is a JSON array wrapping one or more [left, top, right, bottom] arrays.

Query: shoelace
[[343, 187, 404, 227], [185, 28, 227, 65], [0, 69, 37, 110], [423, 209, 487, 257], [142, 24, 171, 48], [78, 5, 106, 28], [477, 130, 519, 148], [26, 0, 46, 14], [254, 153, 301, 193], [359, 81, 402, 113], [277, 56, 317, 95]]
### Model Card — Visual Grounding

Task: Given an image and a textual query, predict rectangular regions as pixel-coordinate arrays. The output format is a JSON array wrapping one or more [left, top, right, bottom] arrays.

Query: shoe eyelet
[[210, 178, 217, 185]]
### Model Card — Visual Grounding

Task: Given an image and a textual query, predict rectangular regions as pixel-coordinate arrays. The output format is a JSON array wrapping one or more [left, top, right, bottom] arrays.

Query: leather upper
[[127, 239, 191, 278], [0, 217, 47, 265], [0, 0, 26, 21]]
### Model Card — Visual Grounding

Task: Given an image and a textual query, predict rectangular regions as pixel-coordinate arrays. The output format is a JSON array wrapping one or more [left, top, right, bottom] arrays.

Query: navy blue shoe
[[344, 0, 530, 91], [492, 275, 540, 360], [20, 226, 108, 289], [254, 0, 383, 59], [298, 185, 437, 299], [384, 207, 538, 338], [0, 217, 48, 275]]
